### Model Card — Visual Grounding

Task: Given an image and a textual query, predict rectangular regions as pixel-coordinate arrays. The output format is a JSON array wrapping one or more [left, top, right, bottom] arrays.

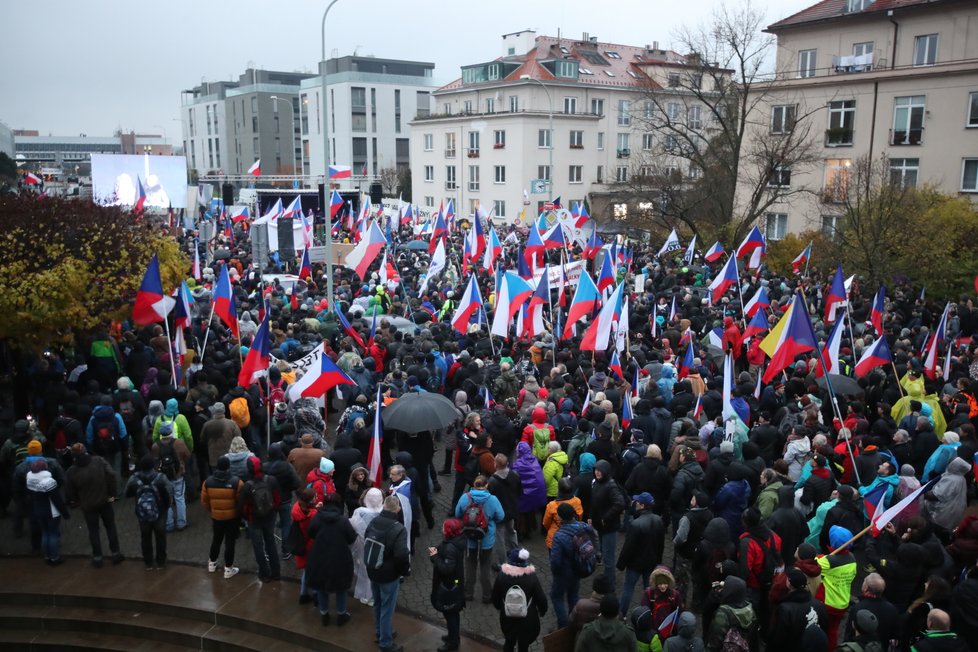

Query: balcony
[[825, 128, 854, 147], [889, 128, 923, 146], [616, 149, 631, 158], [833, 53, 874, 73], [467, 149, 480, 158], [570, 143, 584, 150]]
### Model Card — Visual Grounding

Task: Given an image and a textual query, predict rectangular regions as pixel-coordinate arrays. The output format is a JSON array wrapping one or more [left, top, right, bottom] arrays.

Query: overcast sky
[[0, 0, 812, 138]]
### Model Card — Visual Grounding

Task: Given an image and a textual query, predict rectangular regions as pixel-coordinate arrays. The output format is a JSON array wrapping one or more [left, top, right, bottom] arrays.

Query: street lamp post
[[520, 74, 553, 198], [321, 0, 341, 310], [269, 95, 300, 180]]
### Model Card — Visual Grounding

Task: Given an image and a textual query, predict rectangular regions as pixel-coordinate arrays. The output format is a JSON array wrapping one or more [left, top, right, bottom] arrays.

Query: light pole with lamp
[[520, 74, 554, 202], [269, 95, 300, 180], [320, 0, 341, 310]]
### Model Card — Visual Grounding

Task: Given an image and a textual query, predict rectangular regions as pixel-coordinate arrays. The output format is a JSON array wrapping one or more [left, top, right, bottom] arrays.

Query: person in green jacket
[[754, 468, 783, 520], [542, 441, 568, 500], [817, 525, 858, 650], [574, 594, 635, 652], [910, 608, 969, 652], [705, 576, 757, 652], [153, 398, 193, 452]]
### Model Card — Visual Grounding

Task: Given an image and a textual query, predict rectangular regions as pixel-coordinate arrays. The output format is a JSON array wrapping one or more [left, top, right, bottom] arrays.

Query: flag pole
[[828, 524, 872, 555], [803, 241, 812, 278], [891, 362, 906, 398], [162, 315, 179, 390], [200, 302, 216, 358]]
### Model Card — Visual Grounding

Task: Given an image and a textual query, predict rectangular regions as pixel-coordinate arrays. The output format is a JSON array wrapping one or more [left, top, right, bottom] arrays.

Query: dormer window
[[604, 70, 616, 77], [846, 0, 872, 11], [559, 46, 570, 55]]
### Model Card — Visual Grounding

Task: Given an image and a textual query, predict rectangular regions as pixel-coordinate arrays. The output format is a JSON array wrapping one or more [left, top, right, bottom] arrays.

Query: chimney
[[582, 31, 589, 42], [652, 40, 659, 52]]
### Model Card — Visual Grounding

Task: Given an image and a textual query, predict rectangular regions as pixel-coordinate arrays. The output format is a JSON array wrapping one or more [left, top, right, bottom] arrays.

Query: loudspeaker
[[369, 183, 383, 205], [222, 183, 234, 206], [278, 217, 295, 254], [318, 183, 326, 211]]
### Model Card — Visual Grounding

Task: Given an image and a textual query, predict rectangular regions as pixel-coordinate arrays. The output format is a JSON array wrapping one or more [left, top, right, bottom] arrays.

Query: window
[[485, 98, 495, 114], [445, 133, 456, 157], [596, 165, 604, 183], [617, 100, 631, 126], [613, 203, 628, 220], [892, 95, 925, 145], [799, 49, 817, 78], [509, 95, 519, 112], [668, 73, 680, 88], [468, 131, 480, 155], [463, 100, 473, 114], [853, 42, 873, 58], [493, 130, 506, 148], [563, 97, 577, 114], [605, 50, 621, 60], [603, 70, 616, 78], [961, 159, 978, 192], [493, 200, 506, 218], [569, 165, 583, 183], [688, 165, 702, 179], [824, 159, 852, 202], [690, 74, 703, 90], [591, 98, 604, 116], [688, 105, 702, 130], [443, 103, 453, 115], [488, 63, 501, 80], [771, 105, 797, 134], [765, 213, 788, 240], [822, 214, 841, 238], [615, 166, 629, 183], [664, 134, 679, 152], [445, 166, 457, 190], [494, 166, 506, 183], [251, 96, 258, 113], [889, 158, 919, 188], [580, 67, 594, 75], [538, 129, 552, 148], [642, 133, 654, 150], [468, 165, 480, 191], [969, 92, 978, 127], [827, 100, 855, 145], [597, 132, 605, 150], [538, 165, 551, 181], [914, 34, 938, 66], [644, 101, 655, 120], [639, 166, 654, 178], [424, 165, 434, 182], [570, 130, 583, 148], [847, 0, 871, 11], [555, 61, 578, 78], [666, 102, 681, 121], [423, 133, 433, 151], [424, 196, 435, 207], [617, 133, 630, 156], [767, 165, 792, 187]]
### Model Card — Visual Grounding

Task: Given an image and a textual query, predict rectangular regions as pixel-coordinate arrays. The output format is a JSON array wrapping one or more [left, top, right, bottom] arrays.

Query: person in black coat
[[305, 493, 357, 626], [490, 547, 548, 652], [770, 568, 827, 652], [624, 444, 672, 519], [820, 486, 866, 553], [844, 572, 901, 646], [429, 518, 466, 652], [616, 492, 665, 617], [748, 412, 782, 466], [766, 484, 808, 562]]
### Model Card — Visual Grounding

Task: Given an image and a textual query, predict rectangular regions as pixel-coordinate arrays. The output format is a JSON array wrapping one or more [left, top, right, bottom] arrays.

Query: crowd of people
[[2, 202, 978, 652]]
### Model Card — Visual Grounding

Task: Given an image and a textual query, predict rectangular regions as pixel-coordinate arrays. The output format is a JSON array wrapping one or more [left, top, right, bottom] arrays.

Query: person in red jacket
[[306, 458, 337, 504], [291, 487, 319, 603], [521, 407, 556, 447], [722, 316, 743, 359]]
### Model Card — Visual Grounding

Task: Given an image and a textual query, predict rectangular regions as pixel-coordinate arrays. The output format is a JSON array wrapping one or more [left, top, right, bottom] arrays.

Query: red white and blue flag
[[451, 275, 484, 334], [735, 225, 765, 259], [172, 281, 193, 331], [247, 159, 261, 176], [854, 332, 893, 378], [870, 285, 886, 336], [871, 476, 939, 536], [583, 227, 603, 260], [609, 350, 624, 380], [815, 310, 846, 378], [329, 189, 344, 218], [596, 250, 616, 293], [824, 265, 848, 322], [678, 343, 695, 380], [132, 254, 173, 325], [658, 608, 680, 638], [484, 226, 502, 273], [288, 343, 355, 401], [708, 254, 739, 304], [581, 282, 623, 351], [923, 302, 950, 380], [744, 286, 770, 318], [213, 263, 239, 338], [704, 241, 725, 263], [237, 315, 271, 387], [345, 220, 387, 280], [491, 272, 535, 339], [336, 309, 367, 350], [791, 242, 812, 275], [299, 247, 312, 279], [229, 206, 250, 223], [328, 165, 351, 179], [621, 394, 633, 430], [134, 176, 147, 214], [763, 293, 819, 383], [743, 309, 769, 341], [367, 385, 384, 486], [563, 271, 600, 340]]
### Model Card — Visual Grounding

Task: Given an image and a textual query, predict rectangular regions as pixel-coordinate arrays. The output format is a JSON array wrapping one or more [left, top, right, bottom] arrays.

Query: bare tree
[[624, 1, 820, 243], [379, 166, 400, 195]]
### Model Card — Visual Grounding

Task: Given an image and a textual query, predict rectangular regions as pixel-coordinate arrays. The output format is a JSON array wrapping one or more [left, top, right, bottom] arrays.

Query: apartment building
[[409, 30, 724, 224], [739, 0, 978, 239]]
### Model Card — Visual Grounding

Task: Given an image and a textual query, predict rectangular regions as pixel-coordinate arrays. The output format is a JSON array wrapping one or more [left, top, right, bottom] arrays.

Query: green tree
[[0, 195, 186, 352], [0, 152, 17, 181], [765, 230, 838, 277]]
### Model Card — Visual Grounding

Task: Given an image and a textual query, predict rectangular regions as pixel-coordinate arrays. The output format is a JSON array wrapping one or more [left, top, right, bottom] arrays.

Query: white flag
[[418, 239, 446, 297]]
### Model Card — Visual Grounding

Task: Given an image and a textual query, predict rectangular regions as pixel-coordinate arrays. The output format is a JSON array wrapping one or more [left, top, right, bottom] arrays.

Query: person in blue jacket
[[454, 474, 504, 603]]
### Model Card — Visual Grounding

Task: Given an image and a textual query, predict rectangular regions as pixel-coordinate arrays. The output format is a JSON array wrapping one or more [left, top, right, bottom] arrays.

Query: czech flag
[[824, 265, 848, 322], [542, 223, 565, 250], [336, 309, 367, 350], [791, 242, 812, 275], [282, 196, 302, 219], [658, 608, 680, 639], [704, 241, 724, 263], [583, 228, 603, 260], [693, 395, 703, 418], [172, 281, 193, 330], [288, 343, 356, 400], [621, 394, 633, 430], [482, 386, 495, 410], [523, 272, 551, 339], [762, 293, 819, 383], [815, 309, 845, 378], [444, 199, 455, 229], [923, 302, 950, 380], [871, 476, 939, 536], [367, 385, 384, 486], [743, 309, 769, 341], [451, 275, 484, 334], [237, 315, 271, 387], [213, 263, 239, 339], [708, 254, 739, 304], [609, 350, 624, 380], [524, 224, 545, 268], [344, 220, 387, 280], [228, 206, 249, 223], [870, 285, 886, 336], [744, 286, 770, 318], [596, 251, 616, 292], [580, 282, 623, 351], [490, 272, 535, 338], [563, 271, 600, 340], [299, 247, 312, 280], [573, 201, 590, 228], [247, 159, 261, 176], [677, 343, 695, 380], [328, 165, 351, 179], [132, 254, 174, 325], [856, 337, 893, 378], [735, 225, 765, 259], [861, 482, 889, 523], [25, 172, 42, 185], [430, 211, 448, 254], [134, 176, 147, 214], [328, 189, 344, 219], [484, 226, 502, 273]]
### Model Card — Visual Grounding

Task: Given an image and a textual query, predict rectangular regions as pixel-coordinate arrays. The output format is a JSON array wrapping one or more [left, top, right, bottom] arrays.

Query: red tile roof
[[768, 0, 953, 31]]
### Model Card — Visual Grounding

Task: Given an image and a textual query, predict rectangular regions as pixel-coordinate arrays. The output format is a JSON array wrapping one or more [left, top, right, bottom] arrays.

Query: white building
[[300, 56, 436, 181], [409, 31, 719, 224]]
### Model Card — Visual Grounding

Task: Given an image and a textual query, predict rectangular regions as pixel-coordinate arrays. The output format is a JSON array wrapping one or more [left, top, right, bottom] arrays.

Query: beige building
[[739, 0, 978, 239]]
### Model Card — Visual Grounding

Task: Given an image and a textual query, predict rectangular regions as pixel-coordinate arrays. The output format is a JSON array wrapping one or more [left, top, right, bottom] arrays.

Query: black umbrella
[[381, 391, 459, 433], [815, 373, 861, 396], [400, 240, 429, 251]]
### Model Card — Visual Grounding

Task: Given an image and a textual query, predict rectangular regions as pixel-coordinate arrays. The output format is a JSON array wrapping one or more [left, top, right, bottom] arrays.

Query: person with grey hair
[[845, 573, 900, 645]]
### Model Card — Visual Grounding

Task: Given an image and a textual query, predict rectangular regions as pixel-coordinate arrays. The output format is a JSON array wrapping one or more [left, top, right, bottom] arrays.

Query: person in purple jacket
[[511, 442, 548, 541]]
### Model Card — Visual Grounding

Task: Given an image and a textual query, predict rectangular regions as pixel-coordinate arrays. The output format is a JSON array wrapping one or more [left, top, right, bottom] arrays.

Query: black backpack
[[158, 440, 180, 480], [250, 479, 274, 519]]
